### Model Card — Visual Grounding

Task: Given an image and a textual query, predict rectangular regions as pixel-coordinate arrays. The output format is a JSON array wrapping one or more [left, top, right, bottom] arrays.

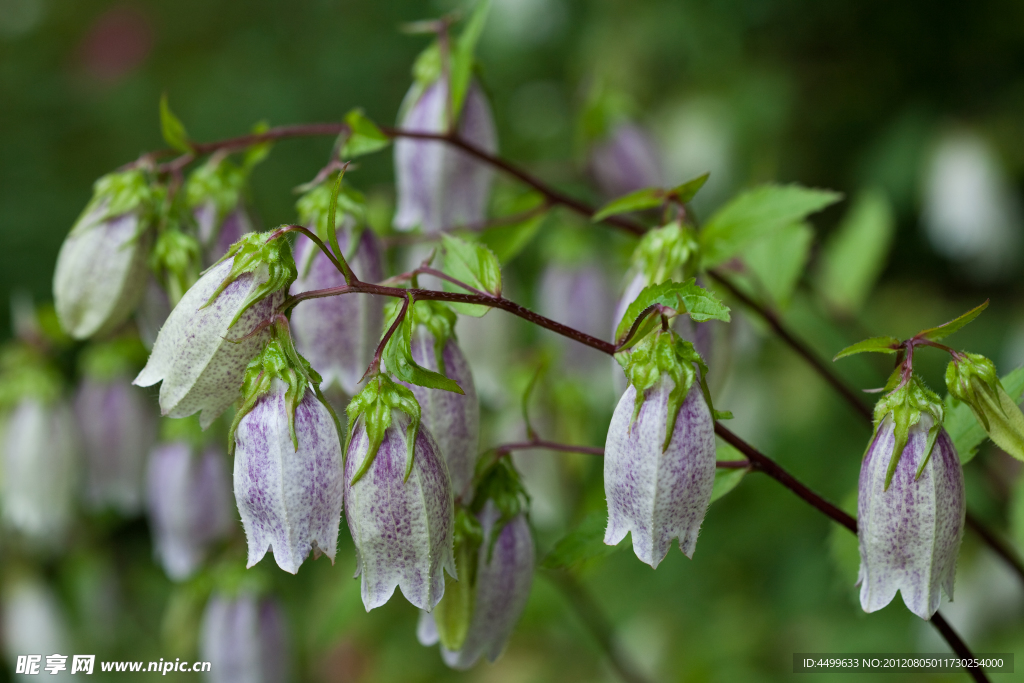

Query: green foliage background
[[2, 0, 1024, 681]]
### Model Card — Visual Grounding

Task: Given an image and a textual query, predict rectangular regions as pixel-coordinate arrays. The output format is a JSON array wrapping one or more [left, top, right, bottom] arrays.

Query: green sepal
[[344, 373, 422, 485], [150, 225, 201, 306], [341, 108, 391, 158], [441, 233, 502, 317], [833, 336, 901, 361], [202, 232, 297, 328], [160, 94, 193, 154], [945, 353, 1024, 462], [432, 507, 483, 651], [382, 297, 464, 394], [0, 344, 63, 409], [615, 330, 718, 452], [915, 300, 988, 342], [871, 370, 944, 489], [470, 456, 530, 561], [184, 155, 249, 220], [628, 221, 700, 287], [614, 279, 730, 349], [78, 169, 157, 230], [295, 175, 367, 247]]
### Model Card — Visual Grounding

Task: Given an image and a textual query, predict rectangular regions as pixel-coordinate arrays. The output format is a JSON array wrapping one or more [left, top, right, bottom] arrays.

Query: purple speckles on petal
[[857, 415, 965, 619], [344, 412, 456, 611], [233, 379, 344, 575], [604, 377, 717, 568]]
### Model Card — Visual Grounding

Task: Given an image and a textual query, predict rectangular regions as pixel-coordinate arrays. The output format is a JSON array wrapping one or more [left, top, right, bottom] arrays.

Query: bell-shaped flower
[[2, 398, 79, 542], [344, 374, 456, 611], [74, 376, 157, 514], [231, 325, 344, 575], [199, 592, 289, 683], [538, 264, 613, 374], [53, 169, 156, 339], [146, 442, 234, 581], [589, 122, 664, 200], [134, 232, 295, 428], [393, 77, 497, 233], [604, 330, 717, 568], [858, 374, 965, 619], [290, 181, 385, 395], [393, 301, 480, 501]]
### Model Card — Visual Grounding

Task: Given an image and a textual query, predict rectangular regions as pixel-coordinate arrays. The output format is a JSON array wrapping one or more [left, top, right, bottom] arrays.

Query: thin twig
[[495, 440, 604, 456]]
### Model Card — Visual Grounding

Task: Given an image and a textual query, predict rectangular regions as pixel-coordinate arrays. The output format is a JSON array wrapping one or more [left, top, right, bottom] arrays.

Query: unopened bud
[[946, 353, 1024, 461]]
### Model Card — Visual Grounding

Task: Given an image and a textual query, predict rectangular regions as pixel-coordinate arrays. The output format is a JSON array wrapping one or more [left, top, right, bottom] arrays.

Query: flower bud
[[344, 375, 456, 611], [199, 592, 289, 683], [393, 78, 497, 233], [604, 331, 717, 567], [146, 442, 234, 581], [233, 376, 343, 574], [54, 169, 155, 339], [291, 227, 384, 396], [134, 233, 295, 428], [858, 412, 965, 619], [589, 122, 664, 199], [2, 398, 79, 542], [421, 502, 535, 670], [74, 376, 157, 514], [187, 157, 257, 266], [945, 353, 1024, 461], [395, 301, 480, 500]]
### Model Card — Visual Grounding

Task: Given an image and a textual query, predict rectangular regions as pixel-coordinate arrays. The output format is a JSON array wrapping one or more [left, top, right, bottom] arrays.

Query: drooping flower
[[290, 181, 384, 395], [344, 374, 456, 611], [857, 375, 965, 620], [134, 232, 295, 428], [393, 78, 497, 233], [538, 264, 613, 373], [604, 330, 717, 567], [53, 169, 156, 339], [74, 376, 157, 514], [199, 592, 289, 683], [589, 122, 664, 200], [393, 300, 480, 500], [2, 398, 79, 542], [146, 442, 234, 581], [186, 155, 259, 266]]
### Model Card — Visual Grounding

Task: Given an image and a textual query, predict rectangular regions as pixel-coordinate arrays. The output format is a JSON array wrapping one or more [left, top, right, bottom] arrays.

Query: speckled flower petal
[[234, 379, 344, 574], [344, 412, 456, 611], [857, 415, 965, 619], [54, 207, 152, 339], [441, 504, 534, 669], [404, 327, 480, 500], [291, 230, 384, 396], [134, 258, 282, 429], [604, 377, 716, 567], [393, 79, 497, 233]]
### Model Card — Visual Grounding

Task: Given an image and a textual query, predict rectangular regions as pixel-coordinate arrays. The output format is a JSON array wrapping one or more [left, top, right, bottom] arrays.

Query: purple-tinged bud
[[291, 230, 384, 396], [136, 277, 172, 350], [344, 397, 455, 611], [202, 206, 255, 267], [233, 378, 343, 574], [199, 592, 289, 683], [186, 154, 263, 266], [589, 122, 664, 200], [420, 503, 534, 669], [858, 412, 965, 620], [134, 233, 295, 428], [604, 331, 717, 567], [54, 170, 155, 339], [74, 377, 157, 514], [146, 443, 233, 581], [2, 398, 79, 542], [393, 78, 497, 233]]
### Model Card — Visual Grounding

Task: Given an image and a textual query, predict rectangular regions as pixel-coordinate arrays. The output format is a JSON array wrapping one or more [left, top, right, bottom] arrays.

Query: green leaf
[[699, 184, 842, 269], [160, 94, 192, 154], [711, 440, 748, 503], [541, 509, 624, 570], [383, 303, 465, 394], [614, 279, 731, 348], [915, 300, 989, 342], [478, 194, 548, 263], [341, 108, 391, 158], [670, 172, 710, 204], [592, 188, 664, 222], [440, 233, 502, 317], [817, 189, 894, 313], [450, 0, 491, 119], [741, 221, 814, 309], [947, 366, 1024, 463], [833, 336, 901, 361]]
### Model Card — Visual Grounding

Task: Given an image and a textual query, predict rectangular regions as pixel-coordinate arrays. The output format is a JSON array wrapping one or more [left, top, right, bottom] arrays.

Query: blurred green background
[[3, 0, 1024, 681]]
